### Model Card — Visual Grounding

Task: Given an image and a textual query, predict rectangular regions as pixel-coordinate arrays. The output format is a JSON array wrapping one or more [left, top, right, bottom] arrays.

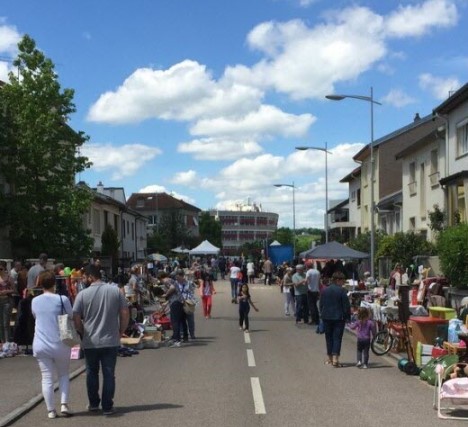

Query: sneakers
[[60, 404, 73, 416], [86, 404, 100, 412], [362, 364, 368, 369], [103, 408, 115, 415], [356, 361, 362, 368], [48, 410, 57, 419], [170, 341, 181, 348]]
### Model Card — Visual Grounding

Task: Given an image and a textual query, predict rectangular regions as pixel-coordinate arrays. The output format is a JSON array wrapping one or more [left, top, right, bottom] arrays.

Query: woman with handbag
[[31, 270, 73, 419]]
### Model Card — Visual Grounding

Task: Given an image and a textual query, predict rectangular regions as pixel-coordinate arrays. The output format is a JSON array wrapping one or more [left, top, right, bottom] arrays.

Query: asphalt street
[[3, 279, 463, 426]]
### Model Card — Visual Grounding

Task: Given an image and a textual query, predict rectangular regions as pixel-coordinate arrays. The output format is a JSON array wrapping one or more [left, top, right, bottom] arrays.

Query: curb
[[0, 364, 86, 427]]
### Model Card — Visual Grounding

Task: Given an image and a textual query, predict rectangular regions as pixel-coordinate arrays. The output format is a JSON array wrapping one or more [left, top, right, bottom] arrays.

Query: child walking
[[199, 271, 216, 319], [238, 284, 259, 332], [348, 307, 376, 369]]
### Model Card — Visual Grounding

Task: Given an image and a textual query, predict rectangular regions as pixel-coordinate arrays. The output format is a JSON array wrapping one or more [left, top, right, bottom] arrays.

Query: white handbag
[[58, 296, 81, 347]]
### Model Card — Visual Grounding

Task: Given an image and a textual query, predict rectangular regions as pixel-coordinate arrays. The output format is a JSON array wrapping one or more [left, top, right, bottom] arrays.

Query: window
[[351, 190, 356, 201], [93, 209, 100, 235], [457, 118, 468, 156], [457, 182, 466, 223], [429, 149, 439, 186], [409, 162, 417, 196], [395, 212, 401, 232], [357, 189, 361, 207], [136, 198, 145, 208], [409, 216, 416, 231], [132, 222, 135, 240]]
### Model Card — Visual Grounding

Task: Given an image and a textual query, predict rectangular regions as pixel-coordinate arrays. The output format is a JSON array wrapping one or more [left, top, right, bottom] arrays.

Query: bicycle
[[371, 316, 408, 356]]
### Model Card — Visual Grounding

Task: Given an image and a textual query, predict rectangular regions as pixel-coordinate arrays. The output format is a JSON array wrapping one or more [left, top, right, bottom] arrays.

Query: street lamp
[[295, 143, 332, 243], [326, 87, 382, 279], [274, 182, 296, 257]]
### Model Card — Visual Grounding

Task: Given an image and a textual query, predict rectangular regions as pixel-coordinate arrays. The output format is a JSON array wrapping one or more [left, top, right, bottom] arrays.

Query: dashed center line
[[250, 377, 266, 414], [244, 331, 251, 344], [247, 349, 256, 367]]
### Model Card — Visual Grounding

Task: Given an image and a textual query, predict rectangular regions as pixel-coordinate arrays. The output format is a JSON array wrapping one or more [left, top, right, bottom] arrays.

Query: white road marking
[[247, 349, 256, 367], [250, 377, 266, 414], [244, 331, 251, 344]]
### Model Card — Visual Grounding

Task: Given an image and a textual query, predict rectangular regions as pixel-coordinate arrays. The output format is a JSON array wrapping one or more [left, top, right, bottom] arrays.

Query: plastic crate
[[429, 307, 457, 320]]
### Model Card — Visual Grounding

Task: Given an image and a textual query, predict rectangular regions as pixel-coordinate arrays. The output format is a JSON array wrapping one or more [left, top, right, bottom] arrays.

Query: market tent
[[299, 241, 369, 260], [270, 240, 281, 246], [189, 240, 220, 255], [147, 253, 168, 262], [171, 246, 190, 254]]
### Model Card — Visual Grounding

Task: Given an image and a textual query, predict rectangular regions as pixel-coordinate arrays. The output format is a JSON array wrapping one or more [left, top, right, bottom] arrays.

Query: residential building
[[209, 201, 278, 255], [127, 192, 201, 238], [433, 82, 468, 225], [83, 182, 148, 263], [353, 113, 443, 237], [395, 127, 445, 241]]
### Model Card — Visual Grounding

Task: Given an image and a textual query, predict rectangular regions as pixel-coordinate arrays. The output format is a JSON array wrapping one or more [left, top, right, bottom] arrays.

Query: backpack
[[419, 354, 459, 386]]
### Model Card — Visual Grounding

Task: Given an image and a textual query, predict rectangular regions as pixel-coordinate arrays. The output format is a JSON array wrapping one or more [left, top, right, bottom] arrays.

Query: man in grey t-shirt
[[73, 264, 129, 415]]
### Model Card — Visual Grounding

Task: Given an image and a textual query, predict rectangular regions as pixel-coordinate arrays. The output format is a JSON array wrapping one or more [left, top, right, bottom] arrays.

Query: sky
[[1, 0, 467, 230]]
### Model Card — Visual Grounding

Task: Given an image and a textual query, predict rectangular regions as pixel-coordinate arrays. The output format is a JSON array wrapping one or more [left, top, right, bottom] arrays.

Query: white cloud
[[381, 89, 416, 108], [170, 170, 198, 186], [0, 22, 21, 54], [385, 0, 458, 38], [190, 105, 315, 138], [418, 73, 461, 100], [178, 138, 263, 160], [138, 185, 196, 205], [81, 143, 161, 180], [87, 60, 263, 124]]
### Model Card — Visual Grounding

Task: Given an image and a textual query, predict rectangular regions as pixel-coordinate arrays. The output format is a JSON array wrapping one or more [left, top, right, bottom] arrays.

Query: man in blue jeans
[[73, 264, 129, 415]]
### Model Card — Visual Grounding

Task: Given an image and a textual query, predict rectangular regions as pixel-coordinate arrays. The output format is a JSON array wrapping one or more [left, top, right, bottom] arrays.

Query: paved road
[[5, 280, 461, 426]]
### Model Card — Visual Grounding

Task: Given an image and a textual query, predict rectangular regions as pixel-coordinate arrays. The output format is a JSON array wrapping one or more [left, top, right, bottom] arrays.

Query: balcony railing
[[429, 171, 440, 187]]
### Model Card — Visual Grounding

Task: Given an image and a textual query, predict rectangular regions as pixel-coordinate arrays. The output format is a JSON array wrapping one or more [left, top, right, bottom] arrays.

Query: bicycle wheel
[[371, 330, 394, 356]]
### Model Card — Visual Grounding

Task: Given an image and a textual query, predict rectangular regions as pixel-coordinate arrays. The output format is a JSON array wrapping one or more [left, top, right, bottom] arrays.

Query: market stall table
[[409, 316, 448, 349]]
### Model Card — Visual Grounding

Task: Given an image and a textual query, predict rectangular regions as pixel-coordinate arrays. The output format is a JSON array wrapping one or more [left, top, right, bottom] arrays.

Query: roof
[[189, 240, 220, 255], [127, 192, 201, 213], [376, 191, 402, 210], [299, 241, 369, 259], [433, 82, 468, 115], [394, 127, 444, 160], [439, 170, 468, 186], [353, 114, 436, 162], [327, 199, 348, 214], [340, 166, 361, 183]]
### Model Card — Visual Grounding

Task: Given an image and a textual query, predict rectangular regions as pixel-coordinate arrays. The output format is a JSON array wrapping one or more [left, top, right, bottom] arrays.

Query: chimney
[[97, 181, 104, 194], [414, 113, 421, 122]]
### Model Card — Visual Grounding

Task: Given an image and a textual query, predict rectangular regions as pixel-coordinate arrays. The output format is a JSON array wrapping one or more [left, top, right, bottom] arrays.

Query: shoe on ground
[[362, 364, 368, 369], [170, 341, 181, 348], [182, 337, 189, 342], [356, 361, 362, 368], [103, 408, 115, 415], [87, 404, 100, 412], [48, 410, 57, 419], [239, 327, 243, 330], [60, 404, 73, 416], [244, 329, 249, 333]]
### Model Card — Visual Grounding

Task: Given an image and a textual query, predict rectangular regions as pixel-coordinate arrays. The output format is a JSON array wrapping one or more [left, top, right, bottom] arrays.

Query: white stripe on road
[[250, 377, 266, 414], [244, 331, 251, 344], [247, 349, 256, 367]]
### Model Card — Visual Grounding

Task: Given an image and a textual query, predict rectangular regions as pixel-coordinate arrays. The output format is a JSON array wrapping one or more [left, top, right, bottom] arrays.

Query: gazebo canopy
[[189, 240, 220, 255], [299, 241, 369, 260]]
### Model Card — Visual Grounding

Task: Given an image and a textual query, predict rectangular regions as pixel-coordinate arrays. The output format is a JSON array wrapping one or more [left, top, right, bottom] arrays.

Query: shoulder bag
[[58, 295, 81, 347]]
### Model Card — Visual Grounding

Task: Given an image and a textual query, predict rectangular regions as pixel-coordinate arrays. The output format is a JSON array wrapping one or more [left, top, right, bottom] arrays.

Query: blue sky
[[1, 0, 467, 230]]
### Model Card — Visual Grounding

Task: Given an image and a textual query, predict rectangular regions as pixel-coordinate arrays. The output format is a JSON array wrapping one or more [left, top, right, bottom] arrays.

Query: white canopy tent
[[189, 240, 220, 255]]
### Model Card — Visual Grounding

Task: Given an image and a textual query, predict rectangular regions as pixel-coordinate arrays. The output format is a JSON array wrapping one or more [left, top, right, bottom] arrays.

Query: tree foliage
[[0, 35, 92, 258], [376, 231, 434, 268], [437, 224, 468, 288], [198, 211, 222, 248]]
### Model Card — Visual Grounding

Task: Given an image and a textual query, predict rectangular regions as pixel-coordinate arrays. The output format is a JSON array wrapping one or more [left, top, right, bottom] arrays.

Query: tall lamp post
[[325, 87, 381, 279], [295, 143, 332, 243], [274, 182, 296, 257]]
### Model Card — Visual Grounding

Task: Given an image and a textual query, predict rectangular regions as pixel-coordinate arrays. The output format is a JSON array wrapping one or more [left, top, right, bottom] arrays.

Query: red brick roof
[[127, 192, 201, 212]]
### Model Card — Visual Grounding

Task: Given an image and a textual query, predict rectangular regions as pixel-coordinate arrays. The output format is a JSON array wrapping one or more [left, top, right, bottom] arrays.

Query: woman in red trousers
[[199, 270, 216, 319]]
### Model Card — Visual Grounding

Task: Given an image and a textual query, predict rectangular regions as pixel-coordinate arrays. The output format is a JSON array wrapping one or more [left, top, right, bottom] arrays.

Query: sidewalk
[[0, 354, 85, 427]]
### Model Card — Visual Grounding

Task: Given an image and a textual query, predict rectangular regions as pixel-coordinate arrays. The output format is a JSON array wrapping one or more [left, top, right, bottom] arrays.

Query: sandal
[[324, 359, 333, 365], [332, 362, 344, 368]]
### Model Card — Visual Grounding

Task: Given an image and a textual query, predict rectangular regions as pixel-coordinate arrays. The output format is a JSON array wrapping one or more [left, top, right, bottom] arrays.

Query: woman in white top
[[246, 260, 255, 284], [32, 270, 73, 419]]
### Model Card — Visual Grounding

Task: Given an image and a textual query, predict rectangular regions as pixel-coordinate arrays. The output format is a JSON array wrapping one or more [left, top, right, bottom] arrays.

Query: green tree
[[428, 204, 446, 233], [147, 210, 191, 255], [271, 227, 294, 246], [198, 211, 222, 248], [376, 231, 434, 268], [101, 224, 120, 275], [437, 224, 468, 288], [0, 35, 92, 258]]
